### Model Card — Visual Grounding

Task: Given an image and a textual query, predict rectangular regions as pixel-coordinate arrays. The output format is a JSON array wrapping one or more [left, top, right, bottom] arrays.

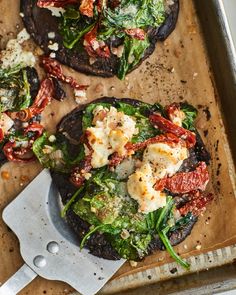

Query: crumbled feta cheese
[[87, 106, 137, 169], [48, 32, 56, 39], [0, 30, 35, 69], [74, 89, 87, 104], [120, 229, 130, 239], [130, 261, 138, 267], [0, 96, 8, 104], [42, 145, 54, 154], [49, 52, 56, 58], [17, 29, 30, 44], [0, 113, 14, 133], [84, 173, 92, 180], [46, 7, 65, 17], [169, 109, 186, 127], [196, 244, 202, 250], [48, 135, 56, 143], [48, 42, 59, 51]]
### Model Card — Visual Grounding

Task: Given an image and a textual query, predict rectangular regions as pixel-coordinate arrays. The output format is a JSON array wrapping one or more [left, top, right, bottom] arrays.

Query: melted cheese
[[127, 142, 188, 214], [87, 106, 137, 168], [0, 113, 14, 133], [143, 142, 189, 179], [127, 163, 166, 213]]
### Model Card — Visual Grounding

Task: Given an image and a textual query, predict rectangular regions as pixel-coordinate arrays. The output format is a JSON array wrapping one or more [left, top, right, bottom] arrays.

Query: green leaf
[[61, 186, 85, 217], [117, 36, 150, 80], [180, 103, 198, 131], [59, 7, 96, 49], [0, 65, 32, 112], [102, 0, 166, 30], [156, 196, 174, 231], [33, 132, 85, 172], [159, 226, 190, 269], [80, 225, 104, 249]]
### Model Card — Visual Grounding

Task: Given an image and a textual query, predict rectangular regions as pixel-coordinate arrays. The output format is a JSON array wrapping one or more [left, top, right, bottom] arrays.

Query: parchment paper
[[0, 0, 236, 293]]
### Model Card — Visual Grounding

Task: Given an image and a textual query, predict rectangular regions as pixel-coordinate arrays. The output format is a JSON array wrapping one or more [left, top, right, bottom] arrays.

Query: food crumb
[[130, 260, 138, 267], [1, 171, 10, 180], [196, 245, 202, 250], [183, 244, 188, 250], [170, 267, 177, 274], [20, 175, 29, 182]]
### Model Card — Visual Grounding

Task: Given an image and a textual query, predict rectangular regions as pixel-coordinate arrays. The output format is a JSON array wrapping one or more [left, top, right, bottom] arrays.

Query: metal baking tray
[[95, 0, 236, 294]]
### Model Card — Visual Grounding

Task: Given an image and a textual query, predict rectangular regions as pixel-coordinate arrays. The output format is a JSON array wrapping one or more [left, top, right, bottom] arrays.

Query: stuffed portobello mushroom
[[33, 97, 213, 267], [21, 0, 179, 79]]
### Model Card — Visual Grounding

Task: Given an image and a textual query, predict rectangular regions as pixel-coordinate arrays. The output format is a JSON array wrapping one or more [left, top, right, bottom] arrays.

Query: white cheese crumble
[[169, 109, 186, 127], [48, 32, 56, 39], [17, 29, 30, 44], [86, 106, 137, 169], [0, 113, 14, 134], [48, 42, 59, 51], [74, 89, 87, 104], [46, 7, 65, 17], [127, 142, 188, 214], [48, 135, 56, 143], [0, 29, 35, 69], [49, 52, 56, 58]]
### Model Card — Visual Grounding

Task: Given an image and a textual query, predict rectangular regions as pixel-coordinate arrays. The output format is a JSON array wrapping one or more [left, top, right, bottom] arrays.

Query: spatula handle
[[0, 264, 37, 295]]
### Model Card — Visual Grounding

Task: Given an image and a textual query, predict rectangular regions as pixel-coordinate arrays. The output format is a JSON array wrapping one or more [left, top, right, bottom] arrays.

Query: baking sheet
[[0, 0, 236, 294]]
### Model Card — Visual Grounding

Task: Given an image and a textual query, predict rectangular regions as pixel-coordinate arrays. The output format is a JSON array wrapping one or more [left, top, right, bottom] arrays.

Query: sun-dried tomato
[[149, 113, 196, 148], [7, 78, 54, 122], [155, 161, 209, 193], [41, 57, 88, 90], [109, 133, 183, 167], [84, 25, 110, 58], [165, 103, 180, 120], [125, 28, 146, 40], [79, 0, 95, 17], [3, 141, 35, 163], [96, 0, 104, 12], [0, 128, 4, 142], [24, 123, 44, 139], [37, 0, 78, 8], [29, 78, 54, 116], [179, 190, 214, 216]]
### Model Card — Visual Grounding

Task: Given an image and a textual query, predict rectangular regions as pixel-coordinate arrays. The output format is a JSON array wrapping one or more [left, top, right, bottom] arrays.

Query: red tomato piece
[[149, 113, 196, 148], [155, 161, 209, 193], [84, 25, 110, 58], [179, 190, 214, 216], [41, 57, 88, 90], [125, 28, 146, 40], [79, 0, 95, 17]]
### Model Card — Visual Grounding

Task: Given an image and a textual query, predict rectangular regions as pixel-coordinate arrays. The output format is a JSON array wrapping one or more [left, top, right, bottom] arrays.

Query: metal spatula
[[0, 169, 125, 295]]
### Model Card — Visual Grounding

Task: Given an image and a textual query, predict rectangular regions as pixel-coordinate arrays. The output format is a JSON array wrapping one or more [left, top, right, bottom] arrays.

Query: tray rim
[[74, 0, 236, 293]]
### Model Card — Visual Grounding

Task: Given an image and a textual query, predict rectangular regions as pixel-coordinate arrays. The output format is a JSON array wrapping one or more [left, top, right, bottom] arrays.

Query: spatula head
[[2, 169, 125, 295]]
